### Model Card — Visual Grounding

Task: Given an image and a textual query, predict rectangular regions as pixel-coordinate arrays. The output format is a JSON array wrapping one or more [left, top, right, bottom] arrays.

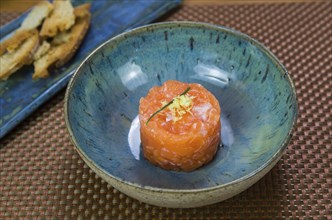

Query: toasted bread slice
[[33, 41, 51, 60], [40, 0, 75, 37], [20, 0, 53, 31], [33, 4, 91, 79], [0, 30, 39, 80], [52, 31, 71, 46], [0, 1, 52, 56], [74, 3, 91, 18], [0, 29, 35, 55], [51, 3, 91, 46]]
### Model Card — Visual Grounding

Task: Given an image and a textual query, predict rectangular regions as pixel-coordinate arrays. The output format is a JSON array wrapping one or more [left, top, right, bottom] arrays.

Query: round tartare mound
[[139, 80, 221, 172]]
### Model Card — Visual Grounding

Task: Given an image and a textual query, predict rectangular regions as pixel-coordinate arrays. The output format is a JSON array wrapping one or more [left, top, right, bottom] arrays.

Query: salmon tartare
[[139, 80, 221, 171]]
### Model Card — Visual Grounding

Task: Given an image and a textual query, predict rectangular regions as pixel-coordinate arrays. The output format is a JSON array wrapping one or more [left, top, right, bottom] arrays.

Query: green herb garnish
[[146, 87, 191, 125]]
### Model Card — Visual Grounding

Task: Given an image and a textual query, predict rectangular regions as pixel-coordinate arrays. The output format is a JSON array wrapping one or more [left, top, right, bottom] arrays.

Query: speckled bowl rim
[[64, 21, 298, 193]]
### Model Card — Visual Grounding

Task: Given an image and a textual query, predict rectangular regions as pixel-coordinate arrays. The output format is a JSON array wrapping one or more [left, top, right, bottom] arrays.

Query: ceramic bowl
[[64, 22, 298, 208]]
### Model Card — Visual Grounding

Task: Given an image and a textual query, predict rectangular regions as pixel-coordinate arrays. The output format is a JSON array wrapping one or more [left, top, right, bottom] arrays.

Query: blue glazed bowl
[[65, 22, 298, 208]]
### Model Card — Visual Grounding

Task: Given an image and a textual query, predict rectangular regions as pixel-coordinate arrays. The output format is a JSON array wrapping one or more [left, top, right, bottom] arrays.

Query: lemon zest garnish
[[146, 87, 191, 125], [164, 93, 194, 123]]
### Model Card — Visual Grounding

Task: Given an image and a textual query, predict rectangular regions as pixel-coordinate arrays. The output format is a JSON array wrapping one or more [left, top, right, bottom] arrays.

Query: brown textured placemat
[[1, 1, 331, 219]]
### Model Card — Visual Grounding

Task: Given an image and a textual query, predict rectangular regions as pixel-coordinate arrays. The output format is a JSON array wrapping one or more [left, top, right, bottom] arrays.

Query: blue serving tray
[[0, 0, 181, 138]]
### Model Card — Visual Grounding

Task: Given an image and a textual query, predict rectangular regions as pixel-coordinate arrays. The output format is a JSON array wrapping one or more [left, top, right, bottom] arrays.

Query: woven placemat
[[1, 1, 331, 219]]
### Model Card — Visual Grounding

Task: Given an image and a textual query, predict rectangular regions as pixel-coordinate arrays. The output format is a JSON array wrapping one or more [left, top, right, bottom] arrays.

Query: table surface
[[0, 0, 327, 12], [1, 0, 331, 219]]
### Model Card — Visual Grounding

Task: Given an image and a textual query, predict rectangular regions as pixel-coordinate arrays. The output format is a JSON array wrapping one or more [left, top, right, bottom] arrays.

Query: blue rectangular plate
[[0, 0, 181, 138]]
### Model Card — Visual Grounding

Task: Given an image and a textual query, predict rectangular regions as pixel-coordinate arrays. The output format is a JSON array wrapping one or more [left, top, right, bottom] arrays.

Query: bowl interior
[[66, 22, 297, 190]]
